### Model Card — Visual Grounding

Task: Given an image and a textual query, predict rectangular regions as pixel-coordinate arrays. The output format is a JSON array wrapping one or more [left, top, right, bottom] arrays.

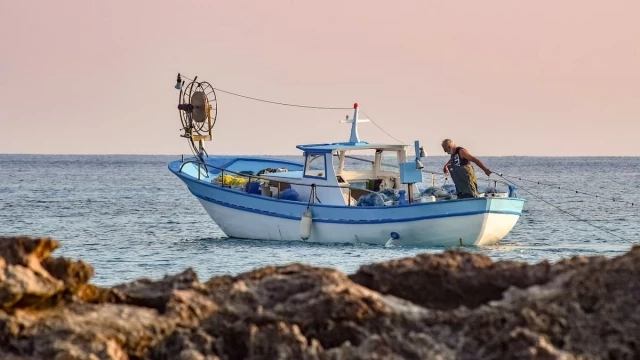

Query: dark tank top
[[450, 147, 470, 167]]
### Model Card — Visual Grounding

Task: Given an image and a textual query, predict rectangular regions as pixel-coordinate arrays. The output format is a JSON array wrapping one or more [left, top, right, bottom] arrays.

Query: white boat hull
[[197, 198, 521, 246], [169, 158, 525, 247]]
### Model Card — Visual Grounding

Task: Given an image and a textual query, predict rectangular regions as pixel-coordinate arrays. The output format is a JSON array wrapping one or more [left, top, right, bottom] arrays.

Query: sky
[[1, 0, 639, 156]]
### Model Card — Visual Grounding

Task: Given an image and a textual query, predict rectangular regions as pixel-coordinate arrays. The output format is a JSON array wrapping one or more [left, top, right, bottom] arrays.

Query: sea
[[1, 154, 639, 286]]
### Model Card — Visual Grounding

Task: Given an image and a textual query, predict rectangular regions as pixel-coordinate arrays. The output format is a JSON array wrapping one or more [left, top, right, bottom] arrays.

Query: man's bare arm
[[459, 148, 492, 176], [443, 160, 451, 174]]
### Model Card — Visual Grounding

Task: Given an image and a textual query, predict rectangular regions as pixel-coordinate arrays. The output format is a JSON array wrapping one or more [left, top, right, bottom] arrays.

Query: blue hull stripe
[[191, 191, 522, 225]]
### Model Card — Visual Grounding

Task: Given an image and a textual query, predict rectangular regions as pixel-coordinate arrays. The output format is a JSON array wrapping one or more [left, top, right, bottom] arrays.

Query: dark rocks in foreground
[[0, 236, 639, 360]]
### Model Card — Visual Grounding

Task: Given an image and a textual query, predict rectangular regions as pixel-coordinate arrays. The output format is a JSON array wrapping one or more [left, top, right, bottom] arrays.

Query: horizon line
[[2, 153, 640, 158]]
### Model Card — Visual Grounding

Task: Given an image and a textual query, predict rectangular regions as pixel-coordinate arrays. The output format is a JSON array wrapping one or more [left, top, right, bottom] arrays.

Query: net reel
[[175, 73, 218, 157]]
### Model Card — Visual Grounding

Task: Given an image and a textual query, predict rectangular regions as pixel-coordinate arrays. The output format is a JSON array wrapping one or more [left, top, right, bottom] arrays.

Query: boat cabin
[[257, 103, 426, 206], [257, 142, 423, 206]]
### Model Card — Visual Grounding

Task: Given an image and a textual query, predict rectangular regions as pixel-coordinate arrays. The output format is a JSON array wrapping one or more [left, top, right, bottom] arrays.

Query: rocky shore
[[1, 236, 639, 359]]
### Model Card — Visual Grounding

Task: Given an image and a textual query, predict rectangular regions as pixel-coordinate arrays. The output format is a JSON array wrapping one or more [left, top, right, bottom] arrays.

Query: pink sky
[[1, 0, 639, 156]]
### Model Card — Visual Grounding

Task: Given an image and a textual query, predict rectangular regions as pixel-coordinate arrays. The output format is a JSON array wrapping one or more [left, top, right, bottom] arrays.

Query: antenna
[[339, 103, 370, 143]]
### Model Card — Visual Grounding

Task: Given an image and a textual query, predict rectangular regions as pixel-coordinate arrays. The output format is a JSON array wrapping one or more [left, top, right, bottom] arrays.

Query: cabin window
[[304, 153, 326, 179]]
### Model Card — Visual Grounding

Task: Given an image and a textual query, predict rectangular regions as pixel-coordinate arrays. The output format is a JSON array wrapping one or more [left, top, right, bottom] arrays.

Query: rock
[[42, 256, 94, 293], [348, 249, 605, 310], [0, 236, 97, 310], [0, 257, 64, 309], [1, 236, 639, 359], [0, 236, 59, 273]]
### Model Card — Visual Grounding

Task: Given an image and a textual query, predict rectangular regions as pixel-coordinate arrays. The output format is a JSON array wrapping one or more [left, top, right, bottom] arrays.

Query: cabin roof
[[296, 141, 407, 153]]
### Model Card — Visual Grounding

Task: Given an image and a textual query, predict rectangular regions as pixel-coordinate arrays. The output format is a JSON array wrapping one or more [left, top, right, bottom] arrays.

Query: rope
[[360, 111, 406, 145], [179, 75, 407, 143], [496, 174, 629, 242], [180, 75, 351, 110], [306, 184, 315, 209], [305, 184, 321, 207], [212, 87, 353, 110], [497, 172, 636, 207]]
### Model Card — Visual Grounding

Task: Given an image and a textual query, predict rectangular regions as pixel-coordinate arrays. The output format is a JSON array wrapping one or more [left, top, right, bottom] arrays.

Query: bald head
[[442, 139, 456, 154]]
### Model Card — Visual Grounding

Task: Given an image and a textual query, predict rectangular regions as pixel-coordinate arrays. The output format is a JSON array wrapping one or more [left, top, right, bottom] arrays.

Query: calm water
[[1, 154, 639, 286]]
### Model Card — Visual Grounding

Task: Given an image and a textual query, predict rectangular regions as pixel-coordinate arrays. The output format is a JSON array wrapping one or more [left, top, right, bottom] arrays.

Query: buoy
[[300, 209, 313, 241], [385, 231, 400, 247]]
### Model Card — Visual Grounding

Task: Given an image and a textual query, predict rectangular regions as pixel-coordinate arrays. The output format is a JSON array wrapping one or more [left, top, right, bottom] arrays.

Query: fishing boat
[[168, 74, 525, 246]]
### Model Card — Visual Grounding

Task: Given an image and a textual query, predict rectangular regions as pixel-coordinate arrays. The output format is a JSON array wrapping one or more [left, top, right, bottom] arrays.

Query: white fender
[[300, 209, 313, 240]]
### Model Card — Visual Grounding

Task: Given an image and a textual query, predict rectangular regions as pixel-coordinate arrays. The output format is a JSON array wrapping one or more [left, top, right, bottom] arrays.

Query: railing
[[178, 159, 209, 180], [177, 156, 514, 205], [178, 157, 386, 205]]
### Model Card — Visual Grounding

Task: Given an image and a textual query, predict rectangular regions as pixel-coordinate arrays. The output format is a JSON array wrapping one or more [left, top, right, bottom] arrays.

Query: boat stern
[[474, 197, 526, 246]]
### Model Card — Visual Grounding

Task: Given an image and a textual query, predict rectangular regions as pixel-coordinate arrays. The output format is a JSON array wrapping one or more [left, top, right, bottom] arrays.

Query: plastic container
[[247, 181, 261, 194]]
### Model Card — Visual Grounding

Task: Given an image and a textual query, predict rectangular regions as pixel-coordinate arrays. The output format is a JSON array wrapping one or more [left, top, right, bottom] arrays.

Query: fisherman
[[441, 139, 492, 199]]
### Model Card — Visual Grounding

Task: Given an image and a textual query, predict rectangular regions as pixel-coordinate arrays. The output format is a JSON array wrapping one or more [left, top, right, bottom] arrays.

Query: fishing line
[[496, 174, 629, 242], [497, 173, 636, 207]]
